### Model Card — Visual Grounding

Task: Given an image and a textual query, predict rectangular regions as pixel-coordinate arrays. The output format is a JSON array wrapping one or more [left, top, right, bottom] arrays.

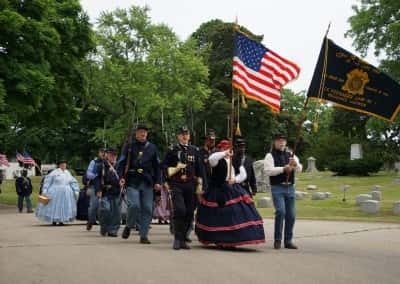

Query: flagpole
[[292, 22, 331, 155], [235, 88, 241, 136], [228, 19, 240, 180], [312, 22, 331, 132], [316, 22, 331, 104], [325, 22, 331, 38]]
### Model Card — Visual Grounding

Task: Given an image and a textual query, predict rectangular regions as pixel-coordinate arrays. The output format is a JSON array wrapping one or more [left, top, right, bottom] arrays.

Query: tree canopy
[[346, 0, 400, 166], [0, 2, 398, 171]]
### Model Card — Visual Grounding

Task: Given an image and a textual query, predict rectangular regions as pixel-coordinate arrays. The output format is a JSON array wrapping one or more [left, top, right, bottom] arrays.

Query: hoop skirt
[[36, 169, 79, 223], [195, 182, 265, 247]]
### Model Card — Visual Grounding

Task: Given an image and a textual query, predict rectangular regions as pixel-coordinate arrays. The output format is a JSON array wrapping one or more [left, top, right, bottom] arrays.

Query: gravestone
[[371, 185, 382, 191], [295, 191, 304, 200], [312, 192, 326, 200], [307, 185, 318, 190], [257, 197, 273, 208], [341, 185, 351, 191], [306, 157, 318, 173], [295, 191, 308, 200], [360, 200, 380, 214], [350, 144, 363, 160], [393, 202, 400, 215], [356, 194, 372, 205], [253, 160, 270, 193], [394, 162, 400, 172], [370, 191, 382, 201]]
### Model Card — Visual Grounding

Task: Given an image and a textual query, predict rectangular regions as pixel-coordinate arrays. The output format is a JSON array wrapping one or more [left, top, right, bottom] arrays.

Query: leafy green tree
[[347, 0, 400, 167], [0, 0, 94, 161], [347, 0, 400, 80], [0, 0, 93, 126], [329, 108, 369, 139], [365, 116, 400, 168], [86, 6, 210, 153]]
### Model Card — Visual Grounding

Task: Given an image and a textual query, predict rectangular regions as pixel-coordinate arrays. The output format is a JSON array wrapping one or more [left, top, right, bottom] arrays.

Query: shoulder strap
[[100, 161, 105, 187], [106, 160, 119, 180]]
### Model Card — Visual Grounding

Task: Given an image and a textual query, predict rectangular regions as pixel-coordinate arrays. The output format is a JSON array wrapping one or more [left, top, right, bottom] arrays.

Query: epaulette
[[187, 145, 199, 151]]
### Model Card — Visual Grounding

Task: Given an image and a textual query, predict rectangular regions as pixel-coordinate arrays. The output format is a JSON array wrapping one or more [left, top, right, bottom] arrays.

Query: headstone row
[[356, 187, 383, 214]]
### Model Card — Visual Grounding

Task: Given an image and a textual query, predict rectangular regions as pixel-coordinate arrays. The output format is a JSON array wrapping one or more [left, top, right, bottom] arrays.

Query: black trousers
[[170, 181, 196, 241]]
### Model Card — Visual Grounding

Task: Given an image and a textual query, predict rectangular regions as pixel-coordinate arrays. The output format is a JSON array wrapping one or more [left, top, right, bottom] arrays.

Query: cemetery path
[[1, 205, 399, 284]]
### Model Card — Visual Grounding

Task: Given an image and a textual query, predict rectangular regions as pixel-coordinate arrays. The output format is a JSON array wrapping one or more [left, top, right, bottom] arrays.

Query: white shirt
[[209, 151, 247, 183], [264, 152, 303, 177]]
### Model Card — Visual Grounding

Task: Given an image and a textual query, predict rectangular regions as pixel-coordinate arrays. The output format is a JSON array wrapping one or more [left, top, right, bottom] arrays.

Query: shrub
[[329, 158, 383, 176]]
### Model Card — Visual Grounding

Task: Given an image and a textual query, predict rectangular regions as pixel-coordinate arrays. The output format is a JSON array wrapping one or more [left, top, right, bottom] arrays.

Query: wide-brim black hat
[[202, 129, 217, 140], [135, 123, 149, 131], [235, 137, 246, 146], [105, 147, 118, 154], [273, 133, 287, 140]]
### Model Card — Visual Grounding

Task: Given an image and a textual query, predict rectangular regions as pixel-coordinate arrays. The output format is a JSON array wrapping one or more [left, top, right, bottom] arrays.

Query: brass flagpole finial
[[234, 15, 240, 31], [235, 123, 242, 136], [325, 22, 331, 38]]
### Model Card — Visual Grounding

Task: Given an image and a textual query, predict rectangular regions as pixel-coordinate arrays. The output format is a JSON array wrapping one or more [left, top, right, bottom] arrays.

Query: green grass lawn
[[0, 176, 83, 208], [1, 172, 399, 222], [255, 171, 400, 223]]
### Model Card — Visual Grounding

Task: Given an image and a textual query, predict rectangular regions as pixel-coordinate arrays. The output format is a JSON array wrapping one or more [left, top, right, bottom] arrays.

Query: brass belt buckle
[[137, 168, 143, 174]]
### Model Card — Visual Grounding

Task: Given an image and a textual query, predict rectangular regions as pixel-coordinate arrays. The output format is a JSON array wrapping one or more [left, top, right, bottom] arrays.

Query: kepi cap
[[177, 126, 190, 134]]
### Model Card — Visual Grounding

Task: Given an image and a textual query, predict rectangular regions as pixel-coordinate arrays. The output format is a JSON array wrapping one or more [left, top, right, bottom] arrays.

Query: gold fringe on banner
[[312, 103, 323, 134], [235, 123, 242, 136], [241, 93, 248, 108], [235, 89, 242, 136]]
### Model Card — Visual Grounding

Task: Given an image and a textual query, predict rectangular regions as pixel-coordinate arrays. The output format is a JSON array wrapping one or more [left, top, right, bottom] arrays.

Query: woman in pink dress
[[154, 185, 170, 224]]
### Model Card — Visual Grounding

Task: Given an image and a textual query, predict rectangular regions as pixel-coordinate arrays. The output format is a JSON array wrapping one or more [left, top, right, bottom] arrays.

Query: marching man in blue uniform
[[86, 148, 106, 231], [117, 123, 162, 244], [94, 147, 121, 237], [163, 126, 206, 250], [198, 129, 217, 186]]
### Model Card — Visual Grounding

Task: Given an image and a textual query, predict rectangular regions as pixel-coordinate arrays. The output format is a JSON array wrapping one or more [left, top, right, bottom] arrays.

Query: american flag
[[23, 152, 36, 166], [233, 32, 300, 112], [16, 152, 25, 163], [16, 152, 36, 166], [0, 154, 10, 167]]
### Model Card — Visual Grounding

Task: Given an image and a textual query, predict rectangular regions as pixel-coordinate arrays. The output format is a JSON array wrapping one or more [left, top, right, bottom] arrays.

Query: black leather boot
[[122, 226, 131, 239], [173, 239, 181, 250]]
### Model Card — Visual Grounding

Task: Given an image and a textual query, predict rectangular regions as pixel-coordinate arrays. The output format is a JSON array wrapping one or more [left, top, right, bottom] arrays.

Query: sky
[[80, 0, 378, 93]]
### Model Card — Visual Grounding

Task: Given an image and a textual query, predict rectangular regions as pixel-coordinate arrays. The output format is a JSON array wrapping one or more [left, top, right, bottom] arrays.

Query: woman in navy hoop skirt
[[195, 140, 265, 247]]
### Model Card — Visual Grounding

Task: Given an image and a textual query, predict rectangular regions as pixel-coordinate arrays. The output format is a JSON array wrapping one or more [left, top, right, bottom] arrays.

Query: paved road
[[1, 204, 400, 284]]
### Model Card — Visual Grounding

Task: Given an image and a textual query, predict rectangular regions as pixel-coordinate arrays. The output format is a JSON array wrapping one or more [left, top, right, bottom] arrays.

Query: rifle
[[118, 127, 135, 200], [123, 128, 135, 180]]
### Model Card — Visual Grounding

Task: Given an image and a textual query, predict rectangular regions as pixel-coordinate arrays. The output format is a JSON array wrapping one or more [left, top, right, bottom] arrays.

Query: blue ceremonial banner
[[307, 37, 400, 122]]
